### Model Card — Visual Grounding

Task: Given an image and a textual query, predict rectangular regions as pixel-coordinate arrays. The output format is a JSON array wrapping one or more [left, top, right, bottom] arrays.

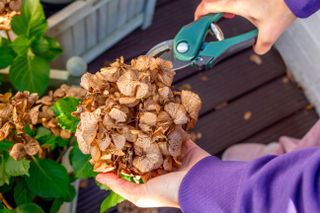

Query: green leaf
[[49, 198, 64, 213], [5, 158, 30, 177], [13, 180, 34, 205], [14, 203, 44, 213], [31, 36, 49, 55], [70, 144, 96, 179], [0, 155, 10, 187], [100, 192, 125, 213], [63, 184, 76, 202], [25, 158, 70, 198], [0, 140, 13, 152], [11, 0, 48, 37], [51, 97, 80, 133], [24, 125, 36, 137], [10, 36, 30, 56], [9, 55, 50, 95], [37, 37, 62, 61], [35, 127, 70, 150], [0, 47, 16, 69], [35, 127, 51, 140]]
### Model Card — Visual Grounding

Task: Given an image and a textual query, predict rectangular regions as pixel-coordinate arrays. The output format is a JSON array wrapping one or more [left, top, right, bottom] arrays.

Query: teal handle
[[199, 29, 258, 69], [173, 13, 223, 61], [173, 13, 258, 69]]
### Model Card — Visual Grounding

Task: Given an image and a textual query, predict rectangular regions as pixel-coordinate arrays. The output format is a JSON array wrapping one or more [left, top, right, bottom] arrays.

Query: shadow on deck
[[77, 0, 319, 212]]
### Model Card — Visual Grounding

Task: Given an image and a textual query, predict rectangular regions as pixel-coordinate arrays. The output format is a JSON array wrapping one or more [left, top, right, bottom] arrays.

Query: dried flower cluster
[[0, 0, 21, 30], [0, 85, 86, 160], [75, 56, 202, 179]]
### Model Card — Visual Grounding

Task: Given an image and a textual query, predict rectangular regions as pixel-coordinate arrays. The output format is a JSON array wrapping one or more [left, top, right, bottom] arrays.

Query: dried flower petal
[[24, 136, 41, 156], [111, 133, 126, 150], [181, 90, 202, 120], [117, 70, 138, 96], [164, 102, 188, 125], [133, 143, 163, 173], [76, 56, 202, 179], [100, 67, 120, 82], [9, 143, 26, 161], [109, 108, 127, 123], [168, 126, 188, 157]]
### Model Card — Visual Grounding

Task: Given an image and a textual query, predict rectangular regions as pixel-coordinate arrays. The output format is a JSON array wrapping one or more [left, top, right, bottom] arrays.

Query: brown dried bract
[[0, 85, 86, 160], [75, 56, 202, 180], [0, 0, 21, 30]]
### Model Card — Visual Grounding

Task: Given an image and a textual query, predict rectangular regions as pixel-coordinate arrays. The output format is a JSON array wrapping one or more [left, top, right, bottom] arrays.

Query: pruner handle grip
[[173, 13, 258, 69]]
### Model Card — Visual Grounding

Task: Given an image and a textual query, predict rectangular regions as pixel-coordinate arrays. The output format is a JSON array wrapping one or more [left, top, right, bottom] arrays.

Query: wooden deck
[[77, 0, 319, 212]]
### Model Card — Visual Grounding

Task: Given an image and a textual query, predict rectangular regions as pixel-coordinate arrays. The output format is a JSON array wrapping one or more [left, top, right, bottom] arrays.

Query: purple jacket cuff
[[178, 156, 247, 213], [285, 0, 320, 18]]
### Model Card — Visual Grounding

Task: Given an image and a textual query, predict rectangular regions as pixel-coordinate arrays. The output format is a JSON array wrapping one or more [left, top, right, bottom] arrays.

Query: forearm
[[179, 148, 320, 213], [285, 0, 320, 18]]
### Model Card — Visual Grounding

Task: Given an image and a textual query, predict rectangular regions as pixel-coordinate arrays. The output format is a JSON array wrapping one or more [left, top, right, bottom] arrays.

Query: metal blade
[[147, 40, 191, 71]]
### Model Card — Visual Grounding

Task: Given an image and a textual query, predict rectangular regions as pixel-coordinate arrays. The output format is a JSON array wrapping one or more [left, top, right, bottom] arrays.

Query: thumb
[[96, 173, 141, 202], [254, 27, 276, 55], [195, 0, 240, 20]]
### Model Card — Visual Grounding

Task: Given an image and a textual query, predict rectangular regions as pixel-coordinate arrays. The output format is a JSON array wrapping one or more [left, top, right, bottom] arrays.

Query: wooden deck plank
[[241, 108, 318, 144], [194, 78, 309, 155], [175, 49, 285, 114], [77, 180, 109, 213]]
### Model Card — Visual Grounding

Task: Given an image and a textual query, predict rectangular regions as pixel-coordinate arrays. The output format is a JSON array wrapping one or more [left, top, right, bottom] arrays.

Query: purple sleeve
[[179, 148, 320, 213], [285, 0, 320, 18]]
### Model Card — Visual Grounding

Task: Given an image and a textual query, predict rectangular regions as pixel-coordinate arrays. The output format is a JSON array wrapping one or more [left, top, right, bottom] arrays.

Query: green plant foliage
[[0, 48, 16, 69], [11, 0, 48, 37], [63, 185, 76, 202], [0, 141, 13, 152], [100, 192, 125, 213], [0, 0, 62, 95], [25, 158, 70, 198], [11, 203, 44, 213], [0, 38, 16, 69], [51, 97, 81, 133], [35, 127, 70, 150], [13, 180, 34, 206], [9, 55, 50, 95], [49, 198, 64, 213], [0, 155, 10, 187], [40, 37, 63, 61], [70, 144, 96, 179], [5, 158, 30, 177], [10, 36, 30, 56]]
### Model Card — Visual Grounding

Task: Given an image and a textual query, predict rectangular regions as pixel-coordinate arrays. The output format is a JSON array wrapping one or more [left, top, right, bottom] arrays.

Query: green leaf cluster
[[51, 97, 81, 133], [0, 139, 74, 212], [0, 0, 62, 95], [69, 144, 96, 179], [35, 127, 70, 150]]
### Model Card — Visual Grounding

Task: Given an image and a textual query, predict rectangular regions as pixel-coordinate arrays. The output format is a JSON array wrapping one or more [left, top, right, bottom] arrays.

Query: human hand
[[195, 0, 296, 55], [96, 140, 210, 208]]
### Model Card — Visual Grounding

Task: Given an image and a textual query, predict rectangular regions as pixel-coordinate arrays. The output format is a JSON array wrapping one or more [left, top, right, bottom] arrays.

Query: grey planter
[[47, 0, 157, 69], [275, 12, 320, 114]]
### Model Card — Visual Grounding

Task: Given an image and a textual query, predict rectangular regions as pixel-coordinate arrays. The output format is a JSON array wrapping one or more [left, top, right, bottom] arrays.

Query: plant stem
[[0, 192, 13, 210], [5, 31, 12, 42]]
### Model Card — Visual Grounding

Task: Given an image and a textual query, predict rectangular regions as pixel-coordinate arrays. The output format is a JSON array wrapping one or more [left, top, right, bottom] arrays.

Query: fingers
[[195, 0, 240, 20], [254, 26, 277, 55], [96, 173, 142, 202]]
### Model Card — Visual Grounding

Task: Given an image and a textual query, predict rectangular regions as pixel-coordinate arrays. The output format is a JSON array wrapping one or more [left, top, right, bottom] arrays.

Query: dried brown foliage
[[75, 56, 202, 179], [0, 0, 21, 30], [0, 85, 85, 160]]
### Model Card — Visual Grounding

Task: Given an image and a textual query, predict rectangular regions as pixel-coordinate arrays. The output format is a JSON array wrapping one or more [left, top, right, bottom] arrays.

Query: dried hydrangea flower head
[[75, 56, 202, 180], [0, 85, 86, 160], [0, 0, 22, 30]]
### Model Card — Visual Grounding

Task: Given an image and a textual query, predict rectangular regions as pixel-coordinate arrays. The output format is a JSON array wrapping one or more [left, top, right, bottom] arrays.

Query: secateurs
[[147, 13, 258, 70]]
